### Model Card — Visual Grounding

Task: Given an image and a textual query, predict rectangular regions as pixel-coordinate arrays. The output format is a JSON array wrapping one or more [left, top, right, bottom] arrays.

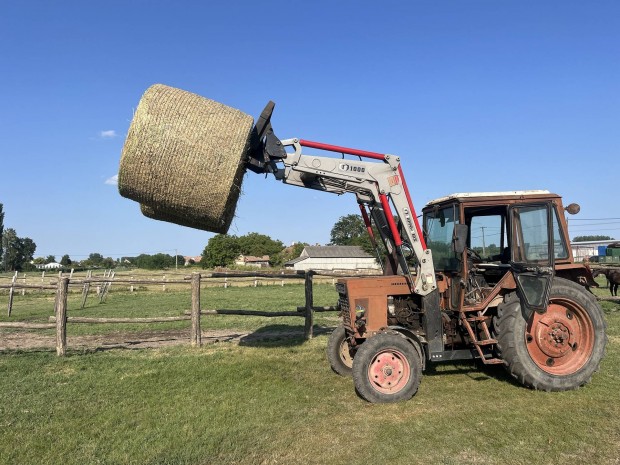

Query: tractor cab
[[422, 190, 576, 315]]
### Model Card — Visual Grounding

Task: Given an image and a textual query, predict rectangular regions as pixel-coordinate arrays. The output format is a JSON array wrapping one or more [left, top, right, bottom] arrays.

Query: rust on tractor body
[[338, 276, 411, 338]]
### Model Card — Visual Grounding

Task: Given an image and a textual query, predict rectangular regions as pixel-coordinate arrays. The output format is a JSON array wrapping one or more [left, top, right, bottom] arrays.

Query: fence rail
[[1, 271, 341, 355]]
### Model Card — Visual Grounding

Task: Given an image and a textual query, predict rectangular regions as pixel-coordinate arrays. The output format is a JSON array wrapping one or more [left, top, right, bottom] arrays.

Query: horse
[[592, 268, 620, 297]]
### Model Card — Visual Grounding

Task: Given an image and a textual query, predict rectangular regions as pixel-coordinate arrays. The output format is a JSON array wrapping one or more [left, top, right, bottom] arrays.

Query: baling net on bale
[[118, 84, 254, 234]]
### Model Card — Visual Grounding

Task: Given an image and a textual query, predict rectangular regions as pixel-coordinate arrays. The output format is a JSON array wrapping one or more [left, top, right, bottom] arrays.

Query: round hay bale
[[118, 84, 254, 234], [139, 204, 228, 232]]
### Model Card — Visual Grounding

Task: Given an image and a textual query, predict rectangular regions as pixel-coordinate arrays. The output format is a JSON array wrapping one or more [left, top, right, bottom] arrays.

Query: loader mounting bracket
[[246, 101, 287, 174]]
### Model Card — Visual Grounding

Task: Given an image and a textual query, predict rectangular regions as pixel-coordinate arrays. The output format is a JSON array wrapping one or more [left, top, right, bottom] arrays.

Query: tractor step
[[473, 338, 497, 346], [481, 357, 504, 365], [466, 316, 491, 322]]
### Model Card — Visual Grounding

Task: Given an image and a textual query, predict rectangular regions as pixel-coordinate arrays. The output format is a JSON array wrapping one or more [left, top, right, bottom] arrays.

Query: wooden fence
[[0, 271, 341, 356]]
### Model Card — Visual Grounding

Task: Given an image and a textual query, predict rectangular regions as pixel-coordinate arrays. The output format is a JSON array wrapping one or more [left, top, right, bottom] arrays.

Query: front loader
[[119, 88, 607, 404], [245, 102, 607, 403]]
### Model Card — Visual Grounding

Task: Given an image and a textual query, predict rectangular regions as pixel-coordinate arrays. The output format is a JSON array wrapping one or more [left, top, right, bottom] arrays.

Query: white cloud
[[100, 130, 117, 139], [105, 174, 118, 185]]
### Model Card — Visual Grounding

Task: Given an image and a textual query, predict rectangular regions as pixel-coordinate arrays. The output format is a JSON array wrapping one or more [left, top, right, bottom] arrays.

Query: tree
[[201, 234, 240, 268], [101, 257, 116, 269], [2, 228, 37, 271], [0, 203, 4, 264], [88, 253, 104, 264], [46, 255, 56, 264], [135, 254, 153, 269], [237, 232, 284, 258], [573, 235, 614, 242], [60, 254, 72, 266], [330, 214, 367, 246], [21, 238, 36, 264], [133, 253, 176, 270], [329, 214, 379, 255], [81, 252, 105, 267], [2, 228, 19, 271]]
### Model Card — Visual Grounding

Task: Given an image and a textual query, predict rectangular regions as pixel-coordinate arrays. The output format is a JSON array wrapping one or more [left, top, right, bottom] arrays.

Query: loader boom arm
[[253, 135, 437, 296]]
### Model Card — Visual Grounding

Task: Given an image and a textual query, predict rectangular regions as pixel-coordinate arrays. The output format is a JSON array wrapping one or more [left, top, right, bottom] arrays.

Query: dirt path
[[0, 328, 309, 351]]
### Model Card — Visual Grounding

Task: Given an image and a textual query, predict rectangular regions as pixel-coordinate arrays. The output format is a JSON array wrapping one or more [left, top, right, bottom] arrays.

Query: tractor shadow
[[238, 324, 332, 348], [423, 359, 520, 387]]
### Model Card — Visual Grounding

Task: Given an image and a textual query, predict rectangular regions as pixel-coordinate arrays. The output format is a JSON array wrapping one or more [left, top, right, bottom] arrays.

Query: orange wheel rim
[[526, 299, 595, 375], [339, 340, 353, 368], [367, 349, 410, 394]]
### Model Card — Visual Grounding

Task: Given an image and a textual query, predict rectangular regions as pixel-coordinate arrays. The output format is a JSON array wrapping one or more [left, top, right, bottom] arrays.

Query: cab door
[[510, 203, 555, 315]]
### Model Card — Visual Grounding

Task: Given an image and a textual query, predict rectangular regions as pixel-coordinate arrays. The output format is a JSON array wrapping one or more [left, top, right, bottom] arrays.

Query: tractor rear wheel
[[327, 325, 354, 376], [352, 332, 422, 403], [496, 277, 607, 391]]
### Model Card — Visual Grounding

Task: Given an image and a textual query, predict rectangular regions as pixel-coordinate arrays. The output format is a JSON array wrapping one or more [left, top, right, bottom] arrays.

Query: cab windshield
[[424, 205, 458, 271]]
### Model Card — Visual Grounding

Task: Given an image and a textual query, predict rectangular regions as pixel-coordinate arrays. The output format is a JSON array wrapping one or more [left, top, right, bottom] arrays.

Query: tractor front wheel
[[496, 277, 607, 391], [327, 325, 354, 376], [352, 332, 422, 403]]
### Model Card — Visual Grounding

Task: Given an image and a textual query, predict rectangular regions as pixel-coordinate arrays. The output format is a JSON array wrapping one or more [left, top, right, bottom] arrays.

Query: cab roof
[[425, 190, 555, 207]]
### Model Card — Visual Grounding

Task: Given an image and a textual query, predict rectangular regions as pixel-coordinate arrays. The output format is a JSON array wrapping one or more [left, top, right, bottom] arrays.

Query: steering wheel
[[467, 248, 483, 263]]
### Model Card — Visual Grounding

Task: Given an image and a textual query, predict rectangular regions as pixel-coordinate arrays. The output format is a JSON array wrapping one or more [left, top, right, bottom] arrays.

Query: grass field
[[0, 275, 619, 464]]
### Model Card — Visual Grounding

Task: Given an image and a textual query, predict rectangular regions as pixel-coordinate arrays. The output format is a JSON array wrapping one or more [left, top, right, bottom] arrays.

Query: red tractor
[[120, 92, 607, 404], [246, 103, 606, 403]]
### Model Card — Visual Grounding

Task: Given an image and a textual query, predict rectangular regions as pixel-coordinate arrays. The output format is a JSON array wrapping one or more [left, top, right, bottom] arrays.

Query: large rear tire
[[352, 332, 422, 403], [496, 277, 607, 391], [327, 325, 354, 376]]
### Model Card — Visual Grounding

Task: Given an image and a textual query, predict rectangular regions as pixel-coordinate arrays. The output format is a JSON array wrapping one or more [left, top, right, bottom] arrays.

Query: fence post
[[100, 271, 114, 303], [7, 271, 17, 317], [304, 271, 314, 340], [191, 273, 202, 347], [81, 270, 91, 309], [56, 277, 69, 356]]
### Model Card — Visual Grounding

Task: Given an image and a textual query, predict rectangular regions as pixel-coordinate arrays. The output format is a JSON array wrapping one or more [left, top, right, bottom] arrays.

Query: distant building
[[571, 240, 618, 262], [183, 256, 203, 266], [35, 262, 62, 270], [235, 255, 270, 268], [284, 246, 380, 272]]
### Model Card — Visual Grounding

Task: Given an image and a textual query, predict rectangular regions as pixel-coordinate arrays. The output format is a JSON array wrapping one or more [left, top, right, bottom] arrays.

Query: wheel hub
[[534, 316, 573, 357], [526, 301, 595, 375], [368, 349, 410, 394]]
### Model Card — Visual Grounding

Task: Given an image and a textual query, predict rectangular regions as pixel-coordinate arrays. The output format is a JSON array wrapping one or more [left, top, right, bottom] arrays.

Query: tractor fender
[[385, 326, 426, 371]]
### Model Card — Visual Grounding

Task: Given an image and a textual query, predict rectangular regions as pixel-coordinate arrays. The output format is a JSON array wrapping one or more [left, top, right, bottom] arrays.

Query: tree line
[[1, 204, 373, 272], [200, 217, 375, 268], [200, 232, 304, 268]]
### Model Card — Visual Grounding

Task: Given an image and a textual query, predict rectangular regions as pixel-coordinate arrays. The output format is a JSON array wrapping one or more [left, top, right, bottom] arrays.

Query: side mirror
[[453, 224, 469, 255], [565, 203, 580, 215]]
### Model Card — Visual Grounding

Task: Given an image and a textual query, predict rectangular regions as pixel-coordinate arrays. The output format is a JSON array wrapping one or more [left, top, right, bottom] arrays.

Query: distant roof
[[571, 240, 618, 246], [284, 256, 307, 266], [426, 190, 553, 206], [237, 255, 270, 262], [303, 246, 372, 258]]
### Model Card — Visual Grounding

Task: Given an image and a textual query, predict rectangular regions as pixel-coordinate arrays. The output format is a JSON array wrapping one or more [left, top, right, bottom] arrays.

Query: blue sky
[[0, 1, 618, 260]]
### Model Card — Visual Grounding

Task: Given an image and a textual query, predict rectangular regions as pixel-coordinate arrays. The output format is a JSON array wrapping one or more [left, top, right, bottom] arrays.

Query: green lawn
[[0, 278, 618, 464]]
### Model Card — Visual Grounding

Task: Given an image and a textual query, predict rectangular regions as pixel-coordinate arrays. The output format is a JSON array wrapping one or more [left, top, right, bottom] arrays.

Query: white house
[[285, 246, 380, 272], [235, 255, 270, 268], [570, 240, 618, 262], [35, 262, 62, 270]]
